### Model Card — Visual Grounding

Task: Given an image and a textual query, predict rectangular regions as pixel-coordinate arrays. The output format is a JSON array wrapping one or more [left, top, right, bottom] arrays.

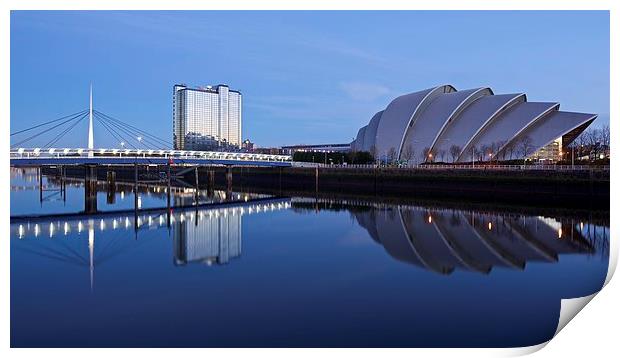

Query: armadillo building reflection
[[353, 205, 600, 275], [173, 210, 242, 266]]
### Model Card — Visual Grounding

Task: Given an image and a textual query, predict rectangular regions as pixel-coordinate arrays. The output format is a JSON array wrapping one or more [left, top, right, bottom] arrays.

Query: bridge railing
[[10, 147, 292, 163], [291, 162, 610, 171]]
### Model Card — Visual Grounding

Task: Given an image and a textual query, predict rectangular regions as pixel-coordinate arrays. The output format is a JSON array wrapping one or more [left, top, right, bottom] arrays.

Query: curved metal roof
[[351, 84, 597, 163], [457, 102, 559, 162], [352, 125, 367, 152], [374, 85, 455, 157], [361, 110, 384, 152], [400, 87, 492, 160], [496, 111, 597, 160], [430, 93, 525, 157]]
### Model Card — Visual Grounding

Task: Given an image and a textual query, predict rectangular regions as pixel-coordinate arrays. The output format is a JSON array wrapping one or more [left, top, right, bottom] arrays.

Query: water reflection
[[173, 205, 243, 266], [12, 196, 608, 284], [292, 198, 609, 275], [11, 198, 292, 290], [11, 166, 270, 216]]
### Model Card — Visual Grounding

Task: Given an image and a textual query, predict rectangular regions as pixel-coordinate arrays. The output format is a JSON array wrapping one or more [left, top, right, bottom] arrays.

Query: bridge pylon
[[88, 84, 94, 158]]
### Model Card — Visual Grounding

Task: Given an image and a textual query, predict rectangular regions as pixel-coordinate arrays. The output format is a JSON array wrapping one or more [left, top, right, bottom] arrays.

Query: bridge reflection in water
[[11, 198, 291, 291]]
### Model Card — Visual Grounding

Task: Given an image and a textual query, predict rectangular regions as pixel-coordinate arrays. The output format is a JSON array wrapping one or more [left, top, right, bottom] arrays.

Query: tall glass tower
[[173, 84, 242, 150]]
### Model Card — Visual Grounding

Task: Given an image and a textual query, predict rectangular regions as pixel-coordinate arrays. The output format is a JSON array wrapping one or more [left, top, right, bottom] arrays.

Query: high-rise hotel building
[[173, 84, 242, 150]]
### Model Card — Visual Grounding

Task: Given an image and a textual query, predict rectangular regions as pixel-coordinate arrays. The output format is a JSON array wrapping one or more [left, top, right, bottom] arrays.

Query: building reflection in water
[[173, 208, 242, 266], [10, 196, 608, 290], [10, 198, 292, 290], [353, 204, 605, 275]]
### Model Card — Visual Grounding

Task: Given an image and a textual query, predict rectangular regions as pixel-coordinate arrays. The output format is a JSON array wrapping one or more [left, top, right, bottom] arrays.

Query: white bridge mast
[[88, 84, 94, 157]]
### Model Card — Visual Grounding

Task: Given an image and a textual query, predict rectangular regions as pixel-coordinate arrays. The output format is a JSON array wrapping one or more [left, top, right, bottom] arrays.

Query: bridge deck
[[10, 156, 291, 167], [10, 148, 292, 167], [10, 196, 291, 223]]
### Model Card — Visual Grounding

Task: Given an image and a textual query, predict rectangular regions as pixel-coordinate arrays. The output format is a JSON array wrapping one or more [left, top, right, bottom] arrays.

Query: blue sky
[[11, 11, 609, 148]]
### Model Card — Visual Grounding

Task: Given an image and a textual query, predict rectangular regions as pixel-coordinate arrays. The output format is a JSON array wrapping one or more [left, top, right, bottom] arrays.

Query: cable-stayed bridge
[[10, 86, 291, 167]]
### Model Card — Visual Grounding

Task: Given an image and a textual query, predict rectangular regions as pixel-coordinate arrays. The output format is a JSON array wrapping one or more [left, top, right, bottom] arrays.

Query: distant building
[[241, 139, 254, 151], [173, 84, 242, 150], [530, 138, 562, 162], [280, 143, 351, 155], [254, 147, 283, 155]]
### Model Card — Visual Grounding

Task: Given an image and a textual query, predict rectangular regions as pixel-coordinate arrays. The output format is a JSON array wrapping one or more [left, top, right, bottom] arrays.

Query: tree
[[504, 142, 515, 160], [492, 140, 506, 162], [449, 144, 461, 163], [601, 124, 610, 148], [422, 147, 432, 163], [369, 145, 377, 159], [480, 144, 490, 162], [401, 144, 414, 165], [471, 146, 481, 163], [517, 135, 534, 164], [348, 150, 358, 164], [387, 147, 397, 164], [438, 149, 446, 162]]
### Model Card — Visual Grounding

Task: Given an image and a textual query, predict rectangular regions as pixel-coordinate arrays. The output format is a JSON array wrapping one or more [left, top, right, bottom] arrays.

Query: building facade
[[173, 84, 242, 150], [350, 84, 596, 164]]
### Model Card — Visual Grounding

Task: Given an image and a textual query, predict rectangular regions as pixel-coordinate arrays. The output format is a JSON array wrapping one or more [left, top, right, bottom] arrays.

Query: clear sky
[[10, 11, 609, 148]]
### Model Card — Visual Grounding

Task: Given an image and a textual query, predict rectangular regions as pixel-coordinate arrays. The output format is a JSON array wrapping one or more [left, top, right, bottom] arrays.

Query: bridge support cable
[[95, 109, 172, 148], [43, 111, 90, 148], [94, 110, 172, 149], [93, 113, 138, 149], [94, 112, 163, 149], [10, 109, 88, 137], [11, 110, 90, 149], [96, 114, 169, 149], [94, 112, 149, 149]]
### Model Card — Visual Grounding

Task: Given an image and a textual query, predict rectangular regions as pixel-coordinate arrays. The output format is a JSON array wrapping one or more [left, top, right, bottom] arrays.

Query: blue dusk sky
[[11, 11, 609, 148]]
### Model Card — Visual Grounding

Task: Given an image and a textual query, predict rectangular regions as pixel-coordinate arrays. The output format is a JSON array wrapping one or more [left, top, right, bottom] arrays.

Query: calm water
[[10, 168, 609, 347]]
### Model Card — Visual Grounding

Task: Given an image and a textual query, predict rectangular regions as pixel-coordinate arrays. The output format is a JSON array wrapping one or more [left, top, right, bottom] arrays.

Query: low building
[[281, 143, 351, 155], [241, 139, 254, 151]]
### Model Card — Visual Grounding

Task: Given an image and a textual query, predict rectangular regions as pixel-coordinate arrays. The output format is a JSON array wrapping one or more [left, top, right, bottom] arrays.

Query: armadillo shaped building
[[350, 85, 596, 163]]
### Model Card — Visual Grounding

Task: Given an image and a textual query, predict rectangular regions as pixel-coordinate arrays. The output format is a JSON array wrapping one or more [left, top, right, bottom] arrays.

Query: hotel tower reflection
[[173, 207, 242, 266]]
